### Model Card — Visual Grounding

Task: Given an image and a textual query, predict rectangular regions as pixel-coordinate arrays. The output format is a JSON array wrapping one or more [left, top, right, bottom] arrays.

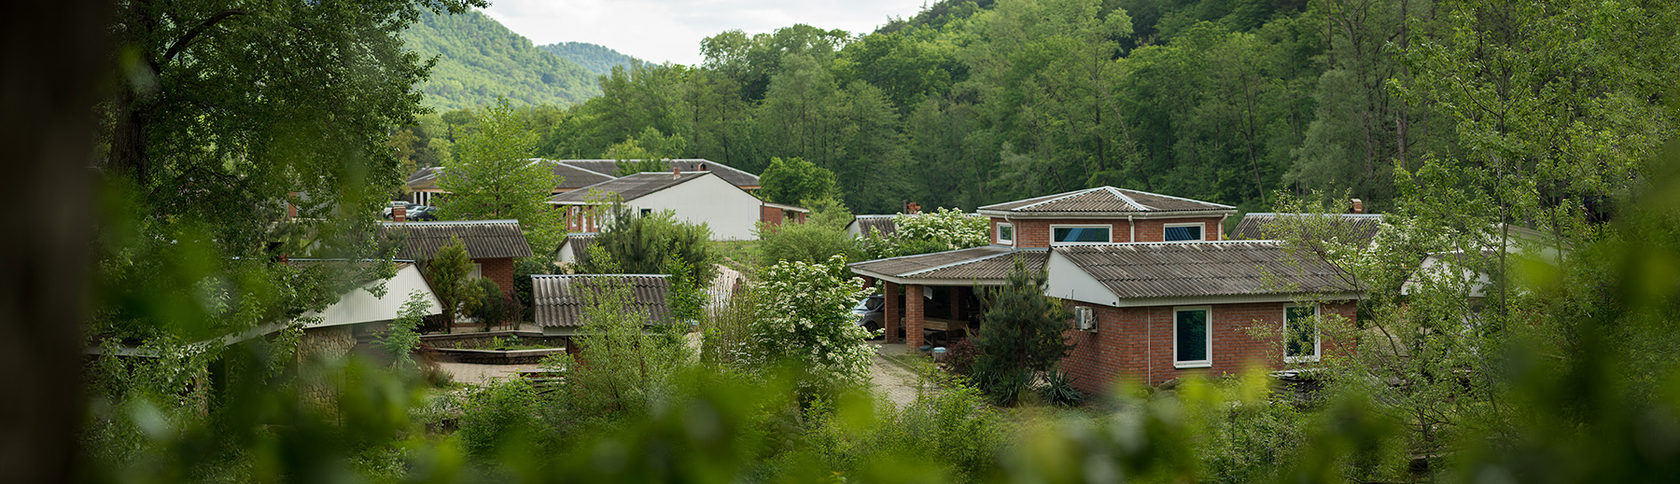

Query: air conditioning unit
[[1073, 306, 1096, 332]]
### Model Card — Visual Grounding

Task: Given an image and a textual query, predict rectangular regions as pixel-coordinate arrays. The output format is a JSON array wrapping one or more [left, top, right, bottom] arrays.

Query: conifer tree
[[973, 257, 1072, 405]]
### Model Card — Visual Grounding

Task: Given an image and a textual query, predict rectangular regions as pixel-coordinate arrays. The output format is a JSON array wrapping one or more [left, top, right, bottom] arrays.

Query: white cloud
[[481, 0, 930, 65]]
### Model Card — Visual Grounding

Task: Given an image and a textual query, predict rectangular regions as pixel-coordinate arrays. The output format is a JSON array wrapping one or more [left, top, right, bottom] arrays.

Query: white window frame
[[1283, 304, 1322, 363], [1050, 224, 1113, 245], [1163, 222, 1208, 242], [996, 222, 1014, 246], [469, 263, 484, 279], [1173, 305, 1213, 368]]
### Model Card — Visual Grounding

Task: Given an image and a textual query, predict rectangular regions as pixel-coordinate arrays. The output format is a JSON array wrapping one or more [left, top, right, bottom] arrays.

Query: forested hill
[[402, 10, 600, 110], [541, 42, 645, 77]]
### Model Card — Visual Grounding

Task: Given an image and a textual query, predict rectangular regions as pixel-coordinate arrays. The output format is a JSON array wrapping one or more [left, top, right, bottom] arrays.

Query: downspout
[[1217, 213, 1228, 240], [1127, 214, 1136, 242], [1146, 309, 1153, 384]]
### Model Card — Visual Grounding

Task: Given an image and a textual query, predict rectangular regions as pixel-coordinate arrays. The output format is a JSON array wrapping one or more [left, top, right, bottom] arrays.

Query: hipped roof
[[1054, 241, 1358, 300], [979, 186, 1233, 216]]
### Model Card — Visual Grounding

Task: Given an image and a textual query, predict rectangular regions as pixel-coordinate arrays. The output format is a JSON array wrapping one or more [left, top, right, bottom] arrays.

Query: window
[[469, 263, 483, 279], [1052, 225, 1111, 243], [639, 208, 653, 216], [996, 223, 1014, 245], [1284, 305, 1321, 362], [1174, 307, 1211, 368], [1163, 222, 1205, 242]]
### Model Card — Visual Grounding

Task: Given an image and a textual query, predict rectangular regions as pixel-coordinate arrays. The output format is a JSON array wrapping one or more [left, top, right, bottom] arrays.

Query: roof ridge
[[381, 219, 520, 226], [1017, 187, 1103, 211], [554, 160, 617, 179], [1114, 187, 1237, 210], [1103, 186, 1152, 211], [533, 273, 670, 278]]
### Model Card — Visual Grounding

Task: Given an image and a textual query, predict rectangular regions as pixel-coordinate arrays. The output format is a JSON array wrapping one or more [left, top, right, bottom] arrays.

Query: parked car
[[381, 201, 414, 219], [852, 294, 885, 338], [407, 205, 438, 221]]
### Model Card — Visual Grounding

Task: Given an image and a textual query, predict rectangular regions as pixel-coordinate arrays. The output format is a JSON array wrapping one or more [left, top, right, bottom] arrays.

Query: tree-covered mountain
[[541, 42, 645, 77], [402, 10, 600, 110]]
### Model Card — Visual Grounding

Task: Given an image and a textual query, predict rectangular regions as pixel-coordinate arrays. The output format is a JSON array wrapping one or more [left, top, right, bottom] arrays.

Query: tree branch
[[158, 8, 247, 72]]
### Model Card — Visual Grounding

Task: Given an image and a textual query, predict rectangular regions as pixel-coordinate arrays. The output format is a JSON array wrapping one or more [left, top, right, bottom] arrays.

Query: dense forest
[[399, 0, 1468, 214], [401, 10, 600, 110], [540, 41, 645, 77]]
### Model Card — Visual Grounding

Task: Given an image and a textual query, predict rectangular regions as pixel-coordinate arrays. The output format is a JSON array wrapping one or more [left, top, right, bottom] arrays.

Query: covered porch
[[849, 245, 1048, 348]]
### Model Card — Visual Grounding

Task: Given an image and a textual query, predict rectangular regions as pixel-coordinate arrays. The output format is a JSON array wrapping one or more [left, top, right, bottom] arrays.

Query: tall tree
[[438, 98, 563, 253], [973, 258, 1073, 405]]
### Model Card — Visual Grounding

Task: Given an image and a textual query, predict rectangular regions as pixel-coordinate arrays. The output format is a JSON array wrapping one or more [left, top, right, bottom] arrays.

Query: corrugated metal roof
[[549, 161, 617, 190], [1230, 213, 1386, 246], [850, 246, 1046, 281], [546, 172, 710, 204], [1055, 241, 1356, 299], [851, 215, 898, 236], [378, 220, 533, 260], [531, 274, 673, 328], [553, 159, 761, 188], [979, 186, 1233, 214]]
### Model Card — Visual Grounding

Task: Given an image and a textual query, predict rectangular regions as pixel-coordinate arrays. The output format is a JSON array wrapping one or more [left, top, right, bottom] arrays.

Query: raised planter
[[430, 347, 567, 364], [421, 331, 568, 364]]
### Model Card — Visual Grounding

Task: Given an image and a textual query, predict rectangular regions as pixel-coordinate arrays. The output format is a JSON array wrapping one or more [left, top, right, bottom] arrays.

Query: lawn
[[712, 239, 761, 276]]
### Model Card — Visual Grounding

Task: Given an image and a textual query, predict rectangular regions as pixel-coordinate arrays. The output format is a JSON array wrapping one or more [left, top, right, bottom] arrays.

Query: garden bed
[[421, 331, 568, 364]]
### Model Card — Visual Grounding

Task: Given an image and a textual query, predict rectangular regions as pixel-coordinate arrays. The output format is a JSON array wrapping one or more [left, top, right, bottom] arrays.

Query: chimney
[[392, 201, 406, 222], [698, 162, 708, 171], [672, 166, 681, 179], [905, 201, 921, 214], [1350, 198, 1364, 214]]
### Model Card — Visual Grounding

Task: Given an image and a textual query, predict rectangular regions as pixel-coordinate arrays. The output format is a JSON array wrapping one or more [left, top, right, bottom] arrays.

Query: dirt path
[[868, 343, 940, 408]]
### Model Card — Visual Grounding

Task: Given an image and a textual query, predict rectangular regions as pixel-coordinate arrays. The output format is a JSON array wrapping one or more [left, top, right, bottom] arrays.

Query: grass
[[712, 240, 761, 277]]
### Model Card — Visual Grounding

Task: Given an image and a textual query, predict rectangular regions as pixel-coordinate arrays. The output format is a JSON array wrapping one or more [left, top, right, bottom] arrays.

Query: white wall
[[301, 265, 443, 328], [1044, 251, 1122, 307], [629, 173, 763, 240]]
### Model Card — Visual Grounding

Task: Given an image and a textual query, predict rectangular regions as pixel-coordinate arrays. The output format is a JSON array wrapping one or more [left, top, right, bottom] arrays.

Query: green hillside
[[541, 41, 645, 76], [402, 10, 599, 110]]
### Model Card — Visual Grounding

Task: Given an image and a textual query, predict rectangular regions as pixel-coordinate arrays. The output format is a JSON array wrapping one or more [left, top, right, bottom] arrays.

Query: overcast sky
[[481, 0, 932, 66]]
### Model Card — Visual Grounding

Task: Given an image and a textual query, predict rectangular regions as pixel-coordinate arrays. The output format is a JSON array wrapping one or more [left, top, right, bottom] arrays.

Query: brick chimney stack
[[1350, 198, 1364, 214], [392, 202, 406, 222], [905, 201, 921, 214]]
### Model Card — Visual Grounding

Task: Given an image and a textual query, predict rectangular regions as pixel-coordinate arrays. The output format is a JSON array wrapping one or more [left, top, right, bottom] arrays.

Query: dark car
[[407, 205, 438, 221], [852, 294, 885, 338]]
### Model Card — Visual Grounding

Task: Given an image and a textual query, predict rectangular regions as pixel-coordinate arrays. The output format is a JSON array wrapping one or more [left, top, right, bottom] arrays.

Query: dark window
[[639, 208, 653, 216], [1175, 308, 1209, 364], [1285, 306, 1318, 360], [1164, 224, 1203, 241], [998, 223, 1013, 243], [1053, 226, 1110, 243]]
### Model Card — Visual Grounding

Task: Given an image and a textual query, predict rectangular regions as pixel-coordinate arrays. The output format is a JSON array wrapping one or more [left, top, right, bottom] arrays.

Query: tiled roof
[[552, 159, 761, 188], [560, 232, 600, 266], [378, 220, 533, 260], [849, 246, 1048, 282], [979, 187, 1234, 215], [1055, 241, 1357, 299], [1230, 213, 1386, 246], [546, 172, 710, 204], [531, 274, 673, 328], [547, 161, 617, 190], [850, 215, 898, 236]]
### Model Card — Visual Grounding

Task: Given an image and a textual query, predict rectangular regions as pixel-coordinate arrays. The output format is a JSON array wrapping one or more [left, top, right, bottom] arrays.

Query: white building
[[547, 171, 778, 241]]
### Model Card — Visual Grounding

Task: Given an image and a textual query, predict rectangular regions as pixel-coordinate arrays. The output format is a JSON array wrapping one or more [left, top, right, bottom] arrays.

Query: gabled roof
[[1231, 213, 1386, 247], [1051, 241, 1358, 303], [552, 159, 761, 188], [546, 171, 713, 204], [557, 232, 600, 266], [378, 220, 534, 260], [531, 274, 673, 328], [979, 186, 1234, 217], [408, 166, 443, 191], [848, 245, 1048, 284]]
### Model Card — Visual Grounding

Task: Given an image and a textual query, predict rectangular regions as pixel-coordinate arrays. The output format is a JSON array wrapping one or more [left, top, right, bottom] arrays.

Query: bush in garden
[[745, 256, 875, 397], [972, 257, 1072, 405], [374, 291, 431, 371], [456, 379, 541, 458], [467, 277, 509, 331]]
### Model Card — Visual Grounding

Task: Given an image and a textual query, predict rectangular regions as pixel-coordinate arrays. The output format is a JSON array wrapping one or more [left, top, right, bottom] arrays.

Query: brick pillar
[[884, 282, 902, 343], [859, 276, 876, 290], [906, 284, 925, 348]]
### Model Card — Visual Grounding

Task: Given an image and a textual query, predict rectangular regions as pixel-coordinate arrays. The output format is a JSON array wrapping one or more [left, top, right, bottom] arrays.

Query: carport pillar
[[884, 282, 902, 343], [906, 284, 925, 349]]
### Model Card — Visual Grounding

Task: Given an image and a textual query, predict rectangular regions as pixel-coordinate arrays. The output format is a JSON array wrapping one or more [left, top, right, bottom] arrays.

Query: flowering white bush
[[746, 255, 876, 391], [894, 207, 989, 249]]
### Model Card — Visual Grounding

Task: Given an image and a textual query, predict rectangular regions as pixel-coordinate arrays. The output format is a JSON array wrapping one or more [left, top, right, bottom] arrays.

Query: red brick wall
[[760, 205, 785, 226], [906, 284, 925, 348], [1059, 300, 1357, 393], [991, 215, 1228, 248], [477, 257, 516, 299]]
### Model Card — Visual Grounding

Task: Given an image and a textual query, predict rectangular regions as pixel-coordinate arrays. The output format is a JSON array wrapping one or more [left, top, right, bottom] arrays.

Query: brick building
[[849, 186, 1361, 392], [377, 219, 533, 299]]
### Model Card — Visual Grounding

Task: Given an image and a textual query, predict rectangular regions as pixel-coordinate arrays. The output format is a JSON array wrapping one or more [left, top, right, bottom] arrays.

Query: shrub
[[941, 337, 979, 376], [467, 277, 509, 331], [972, 258, 1072, 405], [456, 379, 540, 458], [756, 220, 859, 266], [374, 291, 431, 371], [745, 256, 875, 397], [1040, 370, 1084, 407]]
